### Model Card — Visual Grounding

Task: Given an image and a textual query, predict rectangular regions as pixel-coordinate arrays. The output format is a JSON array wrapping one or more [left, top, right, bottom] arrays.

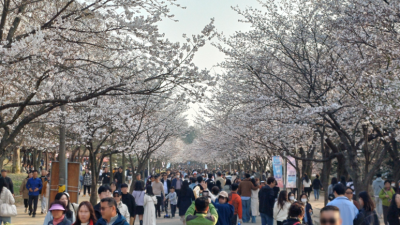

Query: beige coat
[[117, 201, 130, 220], [20, 178, 29, 199]]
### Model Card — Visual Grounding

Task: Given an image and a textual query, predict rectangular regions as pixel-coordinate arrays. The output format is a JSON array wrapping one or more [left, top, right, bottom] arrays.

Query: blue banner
[[272, 156, 283, 188]]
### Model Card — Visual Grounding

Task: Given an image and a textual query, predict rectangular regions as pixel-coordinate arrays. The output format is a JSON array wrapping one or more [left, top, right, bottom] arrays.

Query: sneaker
[[83, 195, 86, 197], [41, 211, 43, 214], [32, 214, 36, 218], [29, 211, 32, 216]]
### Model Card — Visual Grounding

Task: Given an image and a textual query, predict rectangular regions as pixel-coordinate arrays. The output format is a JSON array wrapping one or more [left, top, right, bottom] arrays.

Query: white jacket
[[303, 179, 312, 188], [117, 201, 130, 220], [273, 201, 291, 225], [0, 187, 15, 205]]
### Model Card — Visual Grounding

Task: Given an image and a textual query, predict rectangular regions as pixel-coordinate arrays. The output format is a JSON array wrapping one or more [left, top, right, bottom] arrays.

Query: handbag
[[0, 188, 17, 217]]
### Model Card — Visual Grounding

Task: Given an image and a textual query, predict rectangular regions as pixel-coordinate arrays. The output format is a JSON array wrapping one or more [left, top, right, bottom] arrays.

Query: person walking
[[320, 206, 343, 225], [94, 186, 112, 221], [47, 201, 72, 225], [143, 186, 157, 225], [303, 174, 312, 198], [251, 178, 260, 223], [20, 172, 32, 213], [26, 170, 43, 217], [73, 201, 97, 225], [372, 174, 384, 218], [40, 169, 49, 214], [354, 191, 379, 225], [327, 184, 359, 225], [43, 192, 79, 225], [120, 184, 135, 225], [132, 182, 145, 225], [95, 198, 129, 225], [185, 197, 218, 225], [328, 177, 338, 201], [238, 174, 258, 223], [282, 202, 306, 225], [229, 183, 243, 225], [177, 180, 195, 225], [151, 175, 164, 218], [83, 169, 92, 197], [345, 187, 361, 209], [273, 190, 291, 225], [113, 191, 130, 220], [101, 167, 111, 186], [0, 169, 14, 195], [0, 177, 15, 225], [259, 177, 276, 225], [164, 187, 178, 217], [214, 191, 234, 225], [161, 173, 171, 212], [379, 180, 395, 225], [387, 193, 400, 225], [300, 193, 313, 225], [114, 167, 124, 190], [172, 172, 183, 197], [312, 175, 323, 201]]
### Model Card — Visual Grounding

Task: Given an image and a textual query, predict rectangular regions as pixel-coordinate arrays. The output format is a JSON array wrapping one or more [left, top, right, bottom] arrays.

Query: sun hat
[[49, 204, 65, 211], [219, 191, 229, 199]]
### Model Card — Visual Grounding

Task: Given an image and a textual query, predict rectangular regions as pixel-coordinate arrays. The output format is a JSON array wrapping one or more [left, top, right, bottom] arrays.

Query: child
[[164, 187, 178, 217], [229, 183, 243, 225]]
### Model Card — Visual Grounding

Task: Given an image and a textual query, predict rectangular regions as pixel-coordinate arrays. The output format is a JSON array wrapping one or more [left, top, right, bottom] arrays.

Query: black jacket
[[121, 193, 136, 217], [2, 176, 14, 194], [355, 208, 380, 225], [161, 179, 171, 193], [114, 172, 123, 184], [177, 187, 195, 216], [206, 179, 215, 191], [303, 202, 313, 225], [312, 179, 323, 190], [259, 185, 275, 216], [101, 172, 111, 185], [94, 203, 102, 220]]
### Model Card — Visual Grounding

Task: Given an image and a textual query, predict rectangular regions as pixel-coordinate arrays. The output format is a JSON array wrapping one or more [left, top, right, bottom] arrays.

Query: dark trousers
[[84, 185, 91, 195], [163, 194, 168, 212], [29, 195, 39, 215], [175, 189, 181, 198], [171, 204, 176, 217], [383, 205, 389, 225], [156, 196, 162, 217], [24, 199, 28, 208], [277, 221, 284, 225], [231, 214, 237, 225]]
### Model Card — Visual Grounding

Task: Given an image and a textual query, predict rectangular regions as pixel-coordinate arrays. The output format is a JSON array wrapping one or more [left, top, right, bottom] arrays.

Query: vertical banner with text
[[272, 156, 283, 188], [287, 156, 297, 188]]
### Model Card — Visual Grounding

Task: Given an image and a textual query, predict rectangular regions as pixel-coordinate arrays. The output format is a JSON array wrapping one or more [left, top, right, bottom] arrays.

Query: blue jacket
[[95, 212, 129, 225], [303, 202, 313, 225], [26, 177, 42, 196], [214, 201, 234, 225], [327, 196, 358, 225]]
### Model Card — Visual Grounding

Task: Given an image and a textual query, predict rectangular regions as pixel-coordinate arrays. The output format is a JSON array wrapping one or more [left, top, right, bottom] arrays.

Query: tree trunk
[[110, 153, 114, 182], [122, 153, 126, 184], [33, 148, 38, 170], [12, 147, 21, 173], [89, 151, 99, 206]]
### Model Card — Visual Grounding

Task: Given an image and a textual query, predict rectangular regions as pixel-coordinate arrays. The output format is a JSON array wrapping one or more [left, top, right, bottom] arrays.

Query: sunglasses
[[345, 192, 353, 194], [321, 218, 337, 224]]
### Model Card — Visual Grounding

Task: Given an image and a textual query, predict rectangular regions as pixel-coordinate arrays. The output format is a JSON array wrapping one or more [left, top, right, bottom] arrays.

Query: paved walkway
[[11, 192, 329, 225]]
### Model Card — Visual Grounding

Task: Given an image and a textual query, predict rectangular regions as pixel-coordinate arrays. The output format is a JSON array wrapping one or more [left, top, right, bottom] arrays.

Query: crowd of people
[[1, 167, 400, 225]]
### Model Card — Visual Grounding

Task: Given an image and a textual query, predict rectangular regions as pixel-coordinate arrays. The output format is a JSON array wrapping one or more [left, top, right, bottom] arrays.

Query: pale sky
[[157, 0, 260, 123]]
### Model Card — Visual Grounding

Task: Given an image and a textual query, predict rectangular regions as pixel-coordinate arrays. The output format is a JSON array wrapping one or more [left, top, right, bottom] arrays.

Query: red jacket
[[228, 192, 242, 219]]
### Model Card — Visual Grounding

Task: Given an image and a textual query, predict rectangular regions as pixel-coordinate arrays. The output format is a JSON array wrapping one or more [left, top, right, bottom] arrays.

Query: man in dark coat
[[114, 167, 123, 190], [94, 185, 112, 220], [161, 173, 171, 212], [259, 177, 276, 225], [101, 167, 111, 185], [120, 183, 135, 225], [1, 169, 14, 195]]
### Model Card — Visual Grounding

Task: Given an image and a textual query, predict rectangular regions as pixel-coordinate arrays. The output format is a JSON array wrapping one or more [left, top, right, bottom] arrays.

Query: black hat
[[121, 183, 128, 188], [113, 190, 120, 196]]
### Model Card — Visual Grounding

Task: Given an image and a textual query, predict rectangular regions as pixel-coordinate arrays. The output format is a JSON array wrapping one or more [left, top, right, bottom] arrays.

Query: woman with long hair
[[0, 177, 14, 225], [73, 201, 97, 225], [224, 178, 232, 192], [273, 190, 291, 225], [132, 181, 145, 224], [250, 178, 260, 223], [47, 200, 71, 225], [143, 186, 157, 225], [388, 193, 400, 225], [303, 174, 312, 197], [20, 172, 33, 213], [345, 187, 360, 209], [177, 180, 195, 225], [43, 192, 78, 225], [328, 177, 338, 201], [354, 191, 379, 225]]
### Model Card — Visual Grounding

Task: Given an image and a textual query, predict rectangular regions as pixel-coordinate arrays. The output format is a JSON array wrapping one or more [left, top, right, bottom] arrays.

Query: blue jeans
[[260, 213, 273, 225], [0, 216, 11, 225], [252, 216, 257, 223], [241, 198, 251, 222], [314, 189, 320, 200]]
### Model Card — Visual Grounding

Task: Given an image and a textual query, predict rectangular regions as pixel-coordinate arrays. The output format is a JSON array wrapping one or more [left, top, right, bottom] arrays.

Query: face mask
[[289, 196, 294, 201], [301, 198, 307, 203], [392, 183, 396, 187]]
